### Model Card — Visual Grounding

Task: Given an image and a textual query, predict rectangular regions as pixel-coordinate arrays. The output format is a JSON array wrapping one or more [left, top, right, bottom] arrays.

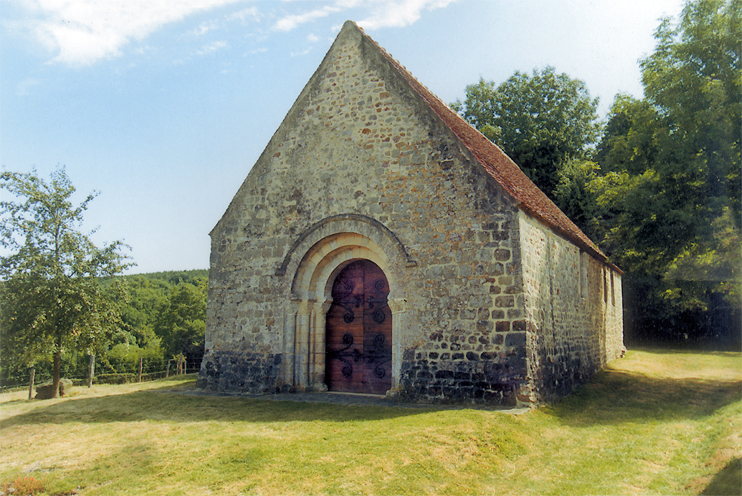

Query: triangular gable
[[216, 20, 616, 271], [347, 21, 615, 269]]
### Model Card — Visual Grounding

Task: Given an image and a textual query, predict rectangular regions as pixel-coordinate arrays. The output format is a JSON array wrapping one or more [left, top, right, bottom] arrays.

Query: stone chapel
[[196, 21, 624, 406]]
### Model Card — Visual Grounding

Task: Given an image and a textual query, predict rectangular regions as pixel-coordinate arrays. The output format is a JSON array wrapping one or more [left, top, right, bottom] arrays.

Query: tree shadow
[[546, 368, 741, 426], [0, 381, 461, 428], [629, 346, 742, 357], [3, 350, 740, 428], [700, 458, 742, 496]]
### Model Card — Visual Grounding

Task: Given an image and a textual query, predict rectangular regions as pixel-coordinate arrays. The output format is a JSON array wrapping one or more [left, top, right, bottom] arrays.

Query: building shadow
[[0, 380, 477, 429], [700, 458, 742, 496]]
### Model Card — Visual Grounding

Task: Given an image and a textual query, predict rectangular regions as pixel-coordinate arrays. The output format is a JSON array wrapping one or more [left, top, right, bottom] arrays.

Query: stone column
[[281, 301, 300, 389], [308, 299, 332, 391], [295, 300, 311, 388], [387, 297, 407, 389]]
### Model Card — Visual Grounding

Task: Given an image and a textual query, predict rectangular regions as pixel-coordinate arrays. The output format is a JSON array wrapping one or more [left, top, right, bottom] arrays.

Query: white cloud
[[196, 40, 228, 55], [189, 20, 220, 36], [306, 33, 320, 43], [229, 6, 260, 23], [274, 5, 340, 32], [8, 0, 455, 66], [290, 46, 313, 57], [357, 0, 457, 30], [16, 78, 41, 96], [273, 0, 454, 32], [16, 0, 247, 66]]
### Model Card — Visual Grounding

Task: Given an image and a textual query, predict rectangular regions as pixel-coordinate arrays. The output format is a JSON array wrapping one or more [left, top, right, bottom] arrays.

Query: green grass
[[1, 348, 740, 495]]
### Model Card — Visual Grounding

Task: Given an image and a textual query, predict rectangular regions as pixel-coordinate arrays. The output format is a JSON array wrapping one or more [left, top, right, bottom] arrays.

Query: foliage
[[593, 0, 741, 343], [0, 349, 739, 495], [107, 342, 164, 373], [113, 276, 169, 349], [152, 279, 207, 362], [0, 270, 208, 389], [0, 167, 131, 397], [453, 67, 601, 197], [553, 159, 602, 241], [103, 269, 208, 351], [595, 94, 661, 176]]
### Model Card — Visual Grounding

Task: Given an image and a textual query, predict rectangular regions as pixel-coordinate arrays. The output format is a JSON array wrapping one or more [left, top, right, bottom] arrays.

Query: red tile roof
[[352, 22, 616, 269]]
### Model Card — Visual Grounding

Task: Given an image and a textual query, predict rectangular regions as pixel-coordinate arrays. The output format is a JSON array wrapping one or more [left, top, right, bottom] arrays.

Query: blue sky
[[1, 0, 685, 274]]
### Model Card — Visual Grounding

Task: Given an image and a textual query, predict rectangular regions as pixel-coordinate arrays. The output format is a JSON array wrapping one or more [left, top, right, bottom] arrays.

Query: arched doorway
[[325, 260, 392, 394]]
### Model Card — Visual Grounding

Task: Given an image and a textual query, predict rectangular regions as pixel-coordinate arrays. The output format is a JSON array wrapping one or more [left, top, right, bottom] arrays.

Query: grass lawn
[[1, 348, 740, 495]]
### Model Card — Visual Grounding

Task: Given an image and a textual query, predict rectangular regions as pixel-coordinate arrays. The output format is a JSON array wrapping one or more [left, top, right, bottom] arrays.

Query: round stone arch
[[278, 215, 412, 393], [293, 233, 392, 301]]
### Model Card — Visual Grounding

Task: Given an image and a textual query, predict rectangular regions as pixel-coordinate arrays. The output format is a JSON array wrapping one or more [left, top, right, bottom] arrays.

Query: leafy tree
[[0, 168, 131, 396], [553, 159, 602, 241], [596, 94, 661, 176], [114, 276, 170, 348], [594, 0, 741, 343], [642, 0, 740, 224], [102, 269, 208, 352], [453, 67, 601, 197], [153, 279, 207, 363]]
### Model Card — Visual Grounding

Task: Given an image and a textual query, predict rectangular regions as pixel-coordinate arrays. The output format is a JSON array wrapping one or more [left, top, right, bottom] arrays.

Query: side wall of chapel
[[518, 212, 624, 403]]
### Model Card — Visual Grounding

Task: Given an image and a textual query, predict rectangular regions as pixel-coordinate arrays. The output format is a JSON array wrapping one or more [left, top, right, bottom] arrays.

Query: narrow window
[[580, 251, 589, 299], [603, 268, 608, 304], [610, 271, 616, 306]]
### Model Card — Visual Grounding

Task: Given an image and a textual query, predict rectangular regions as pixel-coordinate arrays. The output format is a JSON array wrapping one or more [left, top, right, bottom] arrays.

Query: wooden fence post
[[166, 360, 171, 378], [137, 357, 143, 383], [28, 368, 35, 400], [88, 354, 95, 388]]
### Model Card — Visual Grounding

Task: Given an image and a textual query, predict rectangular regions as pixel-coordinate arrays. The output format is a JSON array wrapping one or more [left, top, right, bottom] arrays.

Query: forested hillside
[[0, 270, 208, 389]]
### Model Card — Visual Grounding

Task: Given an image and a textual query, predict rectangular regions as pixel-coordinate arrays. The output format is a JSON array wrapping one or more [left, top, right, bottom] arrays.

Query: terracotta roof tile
[[353, 22, 614, 267]]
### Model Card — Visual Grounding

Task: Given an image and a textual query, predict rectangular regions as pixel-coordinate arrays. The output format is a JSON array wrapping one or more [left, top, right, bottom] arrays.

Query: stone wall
[[518, 212, 623, 403], [198, 21, 534, 403], [198, 22, 624, 405]]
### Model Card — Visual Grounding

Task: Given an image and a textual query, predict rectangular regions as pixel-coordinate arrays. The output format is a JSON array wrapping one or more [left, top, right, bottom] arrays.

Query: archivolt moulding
[[275, 214, 416, 277]]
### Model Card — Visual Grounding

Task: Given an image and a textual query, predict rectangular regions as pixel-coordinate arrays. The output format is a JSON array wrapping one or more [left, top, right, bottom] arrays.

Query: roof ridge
[[351, 21, 613, 267]]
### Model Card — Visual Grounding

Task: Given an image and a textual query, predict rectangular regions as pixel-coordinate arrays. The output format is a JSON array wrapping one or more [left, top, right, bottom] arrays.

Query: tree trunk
[[52, 350, 61, 399], [88, 354, 95, 388], [28, 368, 35, 400]]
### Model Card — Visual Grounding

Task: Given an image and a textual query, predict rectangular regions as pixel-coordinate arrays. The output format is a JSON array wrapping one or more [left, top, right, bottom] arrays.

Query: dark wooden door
[[326, 260, 392, 394]]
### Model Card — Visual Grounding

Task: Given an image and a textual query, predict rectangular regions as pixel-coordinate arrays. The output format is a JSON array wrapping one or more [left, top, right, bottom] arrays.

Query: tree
[[553, 159, 602, 241], [153, 279, 206, 364], [0, 167, 131, 397], [596, 94, 662, 176], [453, 67, 601, 197], [640, 0, 740, 225], [594, 0, 741, 343]]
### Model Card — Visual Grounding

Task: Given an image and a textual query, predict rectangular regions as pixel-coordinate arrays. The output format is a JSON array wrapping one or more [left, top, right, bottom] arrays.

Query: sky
[[1, 0, 686, 275]]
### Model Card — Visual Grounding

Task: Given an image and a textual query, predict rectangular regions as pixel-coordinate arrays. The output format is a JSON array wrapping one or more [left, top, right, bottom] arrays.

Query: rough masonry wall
[[518, 212, 624, 403], [199, 25, 530, 402]]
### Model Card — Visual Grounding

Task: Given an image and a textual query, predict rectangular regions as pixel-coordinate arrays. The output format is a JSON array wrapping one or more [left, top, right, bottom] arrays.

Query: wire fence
[[0, 356, 203, 394]]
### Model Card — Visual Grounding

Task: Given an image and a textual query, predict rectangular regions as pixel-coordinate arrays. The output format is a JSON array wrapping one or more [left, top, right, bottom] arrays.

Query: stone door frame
[[279, 215, 413, 393]]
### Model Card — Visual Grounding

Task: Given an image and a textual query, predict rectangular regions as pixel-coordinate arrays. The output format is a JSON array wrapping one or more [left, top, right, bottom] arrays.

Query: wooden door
[[325, 260, 392, 394]]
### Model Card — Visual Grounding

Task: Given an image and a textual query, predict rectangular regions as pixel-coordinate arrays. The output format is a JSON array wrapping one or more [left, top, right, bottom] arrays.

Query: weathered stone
[[198, 21, 624, 407]]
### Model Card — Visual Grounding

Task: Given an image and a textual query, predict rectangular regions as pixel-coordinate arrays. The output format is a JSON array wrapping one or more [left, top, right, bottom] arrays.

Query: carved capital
[[387, 298, 407, 314]]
